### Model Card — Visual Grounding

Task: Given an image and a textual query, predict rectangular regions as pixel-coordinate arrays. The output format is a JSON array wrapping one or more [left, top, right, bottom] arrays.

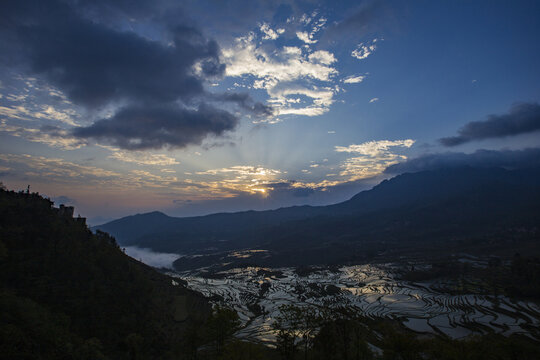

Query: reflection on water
[[170, 264, 540, 344]]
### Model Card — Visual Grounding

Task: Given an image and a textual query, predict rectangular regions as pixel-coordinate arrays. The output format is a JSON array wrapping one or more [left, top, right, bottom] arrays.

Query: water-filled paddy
[[171, 263, 540, 344]]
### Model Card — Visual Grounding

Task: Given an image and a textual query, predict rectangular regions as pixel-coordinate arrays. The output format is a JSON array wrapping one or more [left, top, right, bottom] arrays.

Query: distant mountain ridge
[[95, 166, 540, 266]]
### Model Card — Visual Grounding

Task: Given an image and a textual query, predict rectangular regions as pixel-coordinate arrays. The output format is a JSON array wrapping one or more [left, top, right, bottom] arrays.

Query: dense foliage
[[2, 185, 540, 359], [271, 306, 540, 360], [0, 188, 210, 359]]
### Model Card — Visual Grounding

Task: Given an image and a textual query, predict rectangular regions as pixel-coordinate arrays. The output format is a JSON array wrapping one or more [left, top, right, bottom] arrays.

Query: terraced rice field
[[171, 263, 540, 344]]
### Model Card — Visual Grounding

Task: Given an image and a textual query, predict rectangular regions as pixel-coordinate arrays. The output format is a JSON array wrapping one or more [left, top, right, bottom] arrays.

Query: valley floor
[[170, 259, 540, 345]]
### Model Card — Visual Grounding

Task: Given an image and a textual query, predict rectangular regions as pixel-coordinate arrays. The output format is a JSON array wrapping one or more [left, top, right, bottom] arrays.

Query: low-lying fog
[[124, 246, 180, 269]]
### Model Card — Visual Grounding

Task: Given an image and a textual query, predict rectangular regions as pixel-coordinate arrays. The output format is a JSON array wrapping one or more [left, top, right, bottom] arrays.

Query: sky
[[1, 0, 540, 225]]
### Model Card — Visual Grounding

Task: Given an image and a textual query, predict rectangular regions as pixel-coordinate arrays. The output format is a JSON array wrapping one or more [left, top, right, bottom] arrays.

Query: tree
[[382, 328, 421, 360], [313, 316, 372, 360], [221, 339, 265, 360], [73, 338, 108, 360], [205, 305, 241, 355], [274, 319, 297, 360], [273, 305, 323, 360], [0, 240, 7, 261], [184, 320, 204, 360], [125, 333, 144, 360]]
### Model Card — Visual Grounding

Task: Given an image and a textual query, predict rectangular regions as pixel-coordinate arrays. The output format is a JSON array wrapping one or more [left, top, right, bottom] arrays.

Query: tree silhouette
[[205, 305, 241, 355]]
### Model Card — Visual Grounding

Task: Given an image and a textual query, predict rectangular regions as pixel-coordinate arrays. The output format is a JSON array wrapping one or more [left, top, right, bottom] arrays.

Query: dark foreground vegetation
[[271, 305, 540, 360], [0, 186, 216, 359], [169, 303, 540, 360], [193, 305, 540, 360], [2, 185, 540, 359]]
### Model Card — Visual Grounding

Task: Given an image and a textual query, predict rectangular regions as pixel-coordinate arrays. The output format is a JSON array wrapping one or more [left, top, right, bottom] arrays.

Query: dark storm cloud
[[212, 93, 275, 118], [183, 0, 285, 37], [73, 104, 238, 150], [385, 148, 540, 174], [1, 2, 220, 107], [0, 0, 241, 150], [440, 102, 540, 146]]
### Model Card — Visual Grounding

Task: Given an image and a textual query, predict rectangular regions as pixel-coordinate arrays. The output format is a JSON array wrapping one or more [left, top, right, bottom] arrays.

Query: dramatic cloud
[[385, 148, 540, 174], [335, 140, 415, 156], [187, 158, 393, 201], [211, 92, 275, 118], [1, 2, 222, 106], [223, 35, 337, 86], [197, 166, 282, 177], [168, 176, 378, 218], [73, 104, 238, 150], [335, 139, 415, 180], [440, 102, 540, 146], [196, 165, 284, 195], [222, 22, 339, 119], [0, 0, 247, 150]]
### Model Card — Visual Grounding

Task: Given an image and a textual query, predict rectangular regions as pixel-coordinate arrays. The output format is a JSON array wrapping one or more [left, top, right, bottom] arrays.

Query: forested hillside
[[0, 187, 210, 359], [2, 186, 540, 359]]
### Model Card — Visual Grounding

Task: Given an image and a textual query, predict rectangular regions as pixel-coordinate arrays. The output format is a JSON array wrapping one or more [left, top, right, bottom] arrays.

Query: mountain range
[[95, 166, 540, 270]]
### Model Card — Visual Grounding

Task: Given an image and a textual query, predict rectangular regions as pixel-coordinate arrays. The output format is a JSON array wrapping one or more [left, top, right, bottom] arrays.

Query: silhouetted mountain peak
[[96, 166, 540, 255], [340, 166, 529, 214], [138, 210, 169, 218]]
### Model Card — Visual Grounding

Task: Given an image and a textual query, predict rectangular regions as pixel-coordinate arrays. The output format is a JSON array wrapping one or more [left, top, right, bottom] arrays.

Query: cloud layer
[[385, 148, 540, 173], [1, 2, 223, 104], [123, 246, 180, 269], [335, 139, 415, 180], [440, 102, 540, 146], [0, 0, 258, 150], [220, 11, 359, 120], [73, 104, 238, 150]]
